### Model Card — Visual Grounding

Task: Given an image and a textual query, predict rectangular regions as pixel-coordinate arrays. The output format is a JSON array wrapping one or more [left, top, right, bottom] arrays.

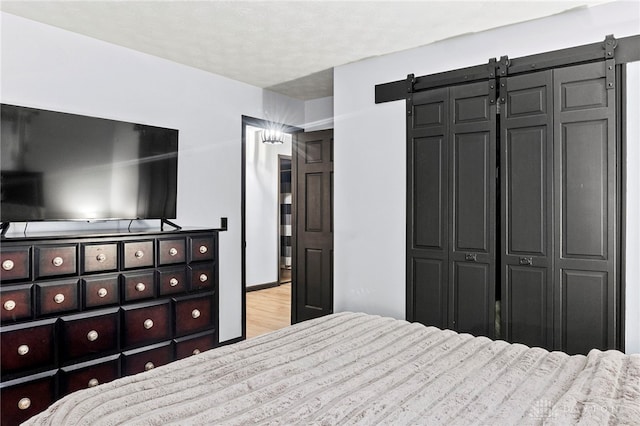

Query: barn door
[[292, 129, 333, 323], [405, 40, 624, 354], [500, 61, 619, 353], [408, 80, 496, 338]]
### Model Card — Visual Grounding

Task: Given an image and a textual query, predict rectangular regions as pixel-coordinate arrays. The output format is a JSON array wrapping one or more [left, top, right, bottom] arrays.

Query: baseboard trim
[[246, 281, 279, 292], [219, 336, 244, 345]]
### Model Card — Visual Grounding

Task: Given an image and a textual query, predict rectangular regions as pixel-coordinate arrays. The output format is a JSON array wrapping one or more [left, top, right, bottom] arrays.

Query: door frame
[[241, 115, 301, 340]]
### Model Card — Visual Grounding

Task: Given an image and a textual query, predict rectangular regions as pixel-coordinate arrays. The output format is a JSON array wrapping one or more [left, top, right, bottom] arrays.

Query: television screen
[[1, 104, 178, 222]]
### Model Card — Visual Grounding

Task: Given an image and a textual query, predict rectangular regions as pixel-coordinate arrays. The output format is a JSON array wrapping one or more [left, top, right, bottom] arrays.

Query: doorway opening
[[242, 116, 299, 339]]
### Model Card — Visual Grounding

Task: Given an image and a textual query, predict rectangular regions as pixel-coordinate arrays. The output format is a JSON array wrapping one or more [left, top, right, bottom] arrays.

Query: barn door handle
[[519, 257, 533, 266], [465, 253, 477, 262]]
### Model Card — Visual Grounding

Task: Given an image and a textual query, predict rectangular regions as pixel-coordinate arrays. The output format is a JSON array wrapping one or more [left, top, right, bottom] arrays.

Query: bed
[[23, 312, 640, 425]]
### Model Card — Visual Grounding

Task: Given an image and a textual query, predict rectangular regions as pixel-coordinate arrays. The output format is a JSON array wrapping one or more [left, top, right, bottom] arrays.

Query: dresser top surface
[[1, 227, 218, 243]]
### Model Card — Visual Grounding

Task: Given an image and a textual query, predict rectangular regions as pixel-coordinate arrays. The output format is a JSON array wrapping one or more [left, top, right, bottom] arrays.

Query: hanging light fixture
[[261, 126, 285, 144]]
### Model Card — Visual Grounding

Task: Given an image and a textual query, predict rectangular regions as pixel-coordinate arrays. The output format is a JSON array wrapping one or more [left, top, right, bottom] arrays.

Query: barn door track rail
[[375, 34, 639, 104]]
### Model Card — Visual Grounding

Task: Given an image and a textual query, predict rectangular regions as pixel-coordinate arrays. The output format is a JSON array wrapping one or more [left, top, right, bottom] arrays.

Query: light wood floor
[[246, 283, 291, 339]]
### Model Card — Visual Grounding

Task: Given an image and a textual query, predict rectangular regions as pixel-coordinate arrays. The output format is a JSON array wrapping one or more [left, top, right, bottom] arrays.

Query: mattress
[[24, 312, 640, 425]]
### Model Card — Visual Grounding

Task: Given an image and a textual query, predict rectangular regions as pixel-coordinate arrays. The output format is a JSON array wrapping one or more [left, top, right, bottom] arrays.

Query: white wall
[[334, 1, 640, 353], [304, 96, 334, 131], [625, 61, 640, 353], [245, 126, 292, 287], [0, 12, 302, 342]]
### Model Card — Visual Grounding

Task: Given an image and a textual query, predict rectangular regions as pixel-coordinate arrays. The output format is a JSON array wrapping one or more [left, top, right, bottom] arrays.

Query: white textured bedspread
[[24, 312, 640, 425]]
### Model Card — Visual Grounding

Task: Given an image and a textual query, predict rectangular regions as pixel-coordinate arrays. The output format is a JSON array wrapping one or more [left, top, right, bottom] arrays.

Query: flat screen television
[[1, 104, 178, 223]]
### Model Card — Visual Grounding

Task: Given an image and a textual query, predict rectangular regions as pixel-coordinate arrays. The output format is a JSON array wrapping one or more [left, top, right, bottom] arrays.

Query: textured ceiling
[[0, 1, 607, 100]]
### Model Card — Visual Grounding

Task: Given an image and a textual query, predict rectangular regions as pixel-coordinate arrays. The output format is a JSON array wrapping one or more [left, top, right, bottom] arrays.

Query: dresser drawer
[[174, 330, 216, 360], [59, 355, 120, 396], [83, 243, 118, 273], [122, 301, 172, 348], [123, 240, 154, 269], [174, 293, 215, 337], [84, 275, 119, 308], [0, 370, 56, 426], [60, 309, 119, 361], [0, 246, 31, 282], [35, 245, 77, 279], [123, 341, 173, 376], [157, 266, 187, 296], [37, 280, 79, 316], [1, 284, 32, 323], [122, 271, 155, 302], [158, 238, 186, 265], [1, 318, 56, 376], [189, 235, 215, 262], [189, 262, 215, 291]]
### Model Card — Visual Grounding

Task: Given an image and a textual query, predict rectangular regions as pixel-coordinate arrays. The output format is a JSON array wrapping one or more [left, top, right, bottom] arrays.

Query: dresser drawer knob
[[135, 282, 146, 292], [199, 245, 208, 254], [192, 348, 201, 355], [144, 319, 154, 329], [191, 309, 201, 319], [52, 256, 64, 267], [169, 278, 179, 287], [88, 378, 99, 388], [144, 362, 155, 371], [199, 274, 208, 283], [134, 250, 144, 259], [2, 259, 15, 271], [17, 344, 29, 356], [87, 330, 99, 342], [18, 398, 31, 410], [96, 253, 107, 263], [169, 247, 178, 256], [98, 287, 108, 298], [54, 293, 65, 304], [3, 300, 16, 311]]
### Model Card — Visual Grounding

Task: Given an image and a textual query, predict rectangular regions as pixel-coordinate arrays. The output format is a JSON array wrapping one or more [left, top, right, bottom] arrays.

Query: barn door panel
[[500, 70, 554, 348], [407, 87, 449, 328], [553, 61, 618, 354], [449, 81, 496, 337]]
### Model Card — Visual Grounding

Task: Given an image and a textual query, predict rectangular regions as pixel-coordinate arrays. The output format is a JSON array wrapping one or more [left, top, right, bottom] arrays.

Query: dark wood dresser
[[0, 229, 219, 425]]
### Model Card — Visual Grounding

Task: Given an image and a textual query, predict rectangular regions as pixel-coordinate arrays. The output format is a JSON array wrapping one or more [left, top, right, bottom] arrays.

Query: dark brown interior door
[[292, 129, 333, 323]]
